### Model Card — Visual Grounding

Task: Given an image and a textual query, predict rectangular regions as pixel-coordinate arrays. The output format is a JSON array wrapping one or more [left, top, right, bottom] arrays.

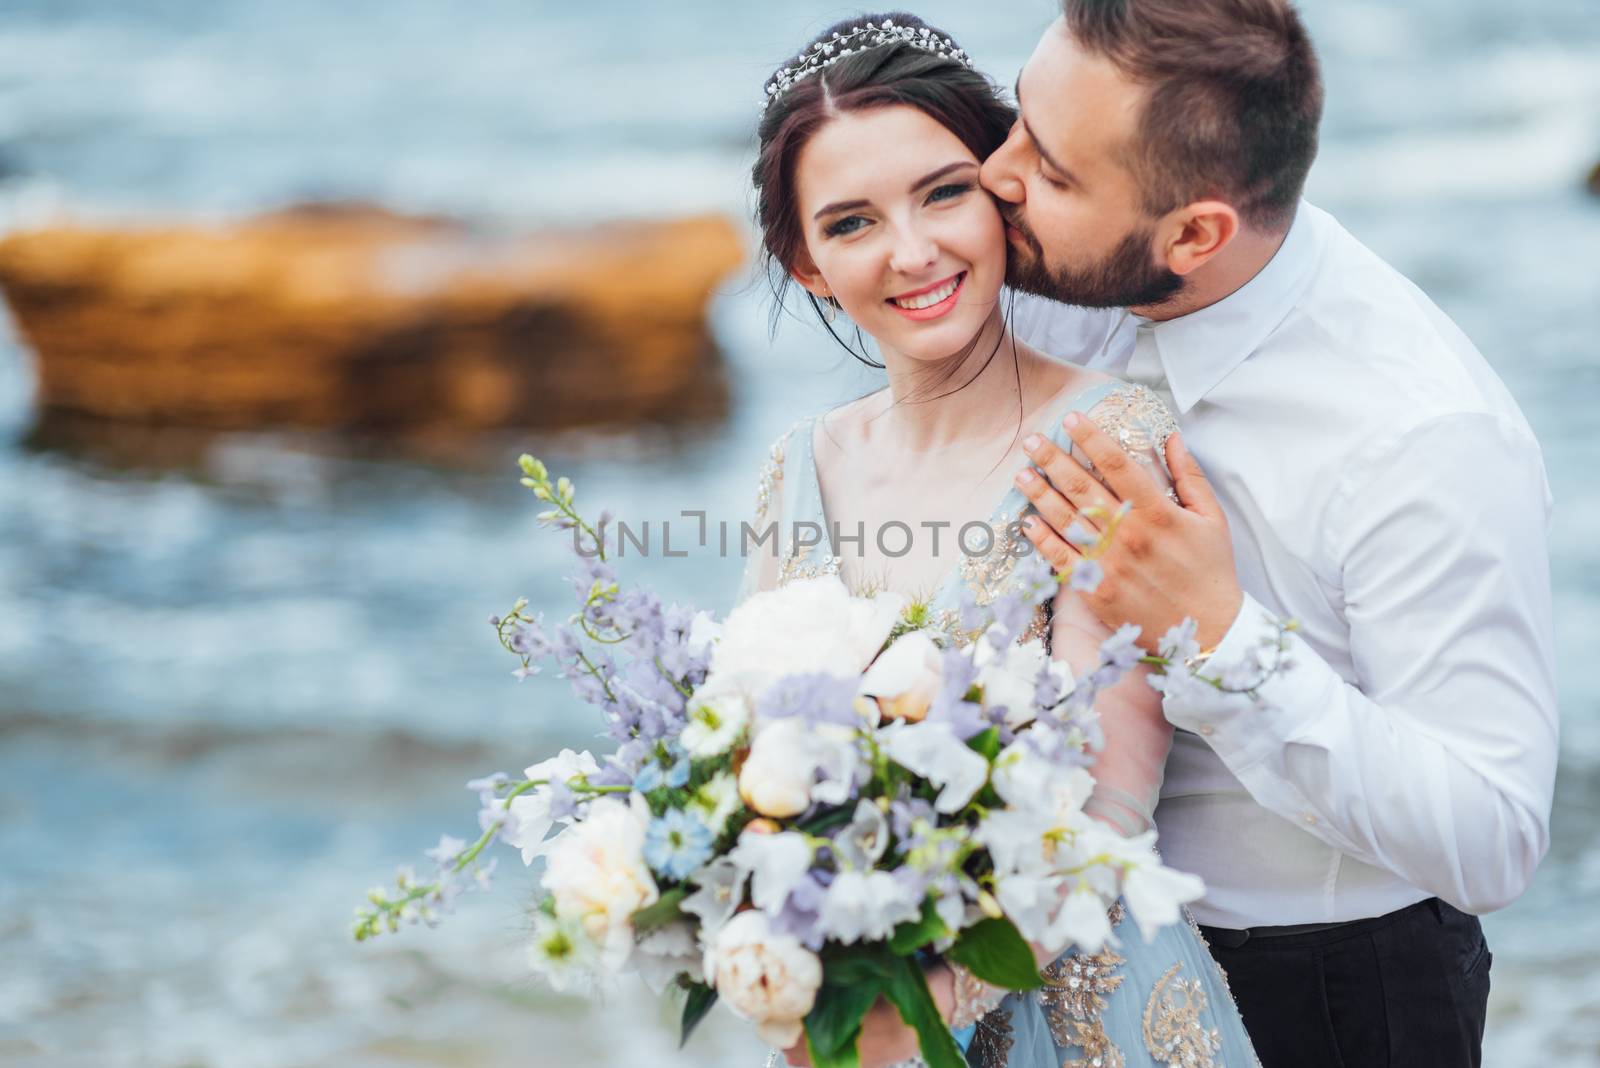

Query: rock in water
[[0, 204, 744, 437]]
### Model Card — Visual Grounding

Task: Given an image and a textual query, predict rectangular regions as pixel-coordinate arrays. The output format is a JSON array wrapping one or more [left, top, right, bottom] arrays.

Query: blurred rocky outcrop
[[1586, 159, 1600, 198], [0, 204, 744, 441]]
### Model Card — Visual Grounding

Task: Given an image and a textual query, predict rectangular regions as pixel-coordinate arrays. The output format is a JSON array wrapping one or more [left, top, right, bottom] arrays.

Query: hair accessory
[[762, 19, 972, 114]]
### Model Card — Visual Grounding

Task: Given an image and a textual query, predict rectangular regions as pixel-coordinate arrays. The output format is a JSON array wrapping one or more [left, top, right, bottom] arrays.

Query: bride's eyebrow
[[909, 160, 978, 193], [813, 161, 977, 220]]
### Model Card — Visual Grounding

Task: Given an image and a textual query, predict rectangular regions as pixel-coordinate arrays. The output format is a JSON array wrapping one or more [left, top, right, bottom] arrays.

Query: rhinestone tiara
[[761, 18, 972, 114]]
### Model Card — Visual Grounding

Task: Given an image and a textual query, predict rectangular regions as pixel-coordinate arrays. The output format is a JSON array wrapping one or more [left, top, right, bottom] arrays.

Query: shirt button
[[1302, 813, 1318, 825], [1198, 723, 1215, 737]]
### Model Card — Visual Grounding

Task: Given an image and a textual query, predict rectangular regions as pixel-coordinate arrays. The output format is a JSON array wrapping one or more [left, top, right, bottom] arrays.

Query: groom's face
[[979, 20, 1184, 310]]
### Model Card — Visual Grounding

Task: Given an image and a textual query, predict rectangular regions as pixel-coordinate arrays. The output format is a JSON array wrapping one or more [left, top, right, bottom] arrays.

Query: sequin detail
[[1142, 962, 1223, 1068], [950, 961, 1008, 1029], [967, 1005, 1016, 1068], [1041, 901, 1129, 1068], [1088, 383, 1178, 458], [753, 420, 804, 528], [775, 540, 841, 587]]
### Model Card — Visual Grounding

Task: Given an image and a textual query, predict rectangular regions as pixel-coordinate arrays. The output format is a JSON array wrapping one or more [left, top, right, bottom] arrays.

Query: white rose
[[542, 793, 659, 967], [707, 909, 823, 1048], [709, 575, 905, 706], [738, 717, 859, 818], [860, 630, 943, 722]]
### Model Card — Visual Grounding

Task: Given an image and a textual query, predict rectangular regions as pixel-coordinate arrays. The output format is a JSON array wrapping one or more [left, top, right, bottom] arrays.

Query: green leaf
[[679, 982, 717, 1048], [630, 886, 688, 933], [946, 917, 1044, 990], [888, 897, 950, 956], [795, 804, 857, 837], [881, 956, 968, 1068], [966, 726, 1002, 761], [804, 977, 883, 1066]]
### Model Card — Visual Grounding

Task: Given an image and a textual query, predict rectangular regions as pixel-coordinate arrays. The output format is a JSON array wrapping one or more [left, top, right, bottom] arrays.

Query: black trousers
[[1200, 898, 1492, 1068]]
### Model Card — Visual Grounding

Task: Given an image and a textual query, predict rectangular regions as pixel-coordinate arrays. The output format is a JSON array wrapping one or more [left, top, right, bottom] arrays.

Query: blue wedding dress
[[743, 379, 1261, 1068]]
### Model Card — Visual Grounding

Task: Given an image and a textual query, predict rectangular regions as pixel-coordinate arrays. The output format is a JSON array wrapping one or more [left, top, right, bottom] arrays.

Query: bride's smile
[[786, 105, 1006, 364]]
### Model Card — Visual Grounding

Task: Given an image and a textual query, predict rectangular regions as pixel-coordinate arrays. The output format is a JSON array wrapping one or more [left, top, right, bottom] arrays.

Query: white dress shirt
[[1011, 201, 1559, 928]]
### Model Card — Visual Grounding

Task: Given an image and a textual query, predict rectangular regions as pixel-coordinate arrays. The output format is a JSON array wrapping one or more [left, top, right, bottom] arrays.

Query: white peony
[[707, 909, 824, 1048], [680, 683, 751, 758], [502, 748, 601, 865], [859, 630, 943, 722], [542, 793, 658, 971], [738, 716, 859, 818], [709, 575, 905, 706]]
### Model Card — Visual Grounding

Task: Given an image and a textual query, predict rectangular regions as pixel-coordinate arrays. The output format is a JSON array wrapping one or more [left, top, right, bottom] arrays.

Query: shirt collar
[[1138, 200, 1324, 414]]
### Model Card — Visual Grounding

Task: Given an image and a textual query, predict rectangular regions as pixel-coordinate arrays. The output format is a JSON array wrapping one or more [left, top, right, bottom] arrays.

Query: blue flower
[[633, 762, 666, 793], [642, 809, 715, 880]]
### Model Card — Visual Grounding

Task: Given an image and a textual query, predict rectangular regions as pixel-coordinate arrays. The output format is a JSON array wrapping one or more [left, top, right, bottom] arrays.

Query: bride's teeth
[[893, 275, 960, 310]]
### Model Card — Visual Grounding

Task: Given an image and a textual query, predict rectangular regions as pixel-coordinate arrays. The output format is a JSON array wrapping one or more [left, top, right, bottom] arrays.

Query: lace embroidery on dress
[[1089, 383, 1178, 456], [752, 432, 786, 529], [1141, 962, 1222, 1068], [775, 540, 842, 586], [1079, 383, 1182, 504], [1040, 900, 1130, 1068]]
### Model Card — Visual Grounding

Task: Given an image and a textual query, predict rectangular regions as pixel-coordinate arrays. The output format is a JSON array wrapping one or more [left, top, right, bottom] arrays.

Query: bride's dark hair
[[752, 12, 1016, 369]]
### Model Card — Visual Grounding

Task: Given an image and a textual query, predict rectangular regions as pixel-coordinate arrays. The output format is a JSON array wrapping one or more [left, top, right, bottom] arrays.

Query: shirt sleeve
[[1160, 412, 1559, 914]]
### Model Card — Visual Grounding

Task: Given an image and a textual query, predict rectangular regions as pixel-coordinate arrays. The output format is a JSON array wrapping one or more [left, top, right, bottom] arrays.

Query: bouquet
[[352, 455, 1264, 1068]]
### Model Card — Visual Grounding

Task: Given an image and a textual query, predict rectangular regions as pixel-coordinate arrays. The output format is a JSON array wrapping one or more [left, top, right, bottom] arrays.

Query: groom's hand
[[1014, 413, 1243, 653]]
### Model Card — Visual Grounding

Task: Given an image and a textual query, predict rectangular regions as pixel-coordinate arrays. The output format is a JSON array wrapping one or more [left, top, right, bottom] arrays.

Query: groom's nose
[[980, 121, 1029, 204]]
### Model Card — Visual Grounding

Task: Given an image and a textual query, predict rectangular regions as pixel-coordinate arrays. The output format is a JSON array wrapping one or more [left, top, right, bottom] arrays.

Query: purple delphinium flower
[[770, 871, 830, 950], [466, 772, 511, 809], [756, 672, 862, 727], [988, 593, 1031, 647], [924, 647, 986, 739], [1069, 558, 1105, 593], [425, 834, 467, 867], [891, 796, 936, 841], [507, 615, 551, 658]]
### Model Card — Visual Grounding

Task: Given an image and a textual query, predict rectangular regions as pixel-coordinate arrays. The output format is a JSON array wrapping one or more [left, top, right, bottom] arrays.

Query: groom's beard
[[1003, 211, 1185, 310]]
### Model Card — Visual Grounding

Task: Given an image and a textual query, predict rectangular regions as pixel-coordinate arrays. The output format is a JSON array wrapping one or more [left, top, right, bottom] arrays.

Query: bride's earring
[[821, 295, 838, 324]]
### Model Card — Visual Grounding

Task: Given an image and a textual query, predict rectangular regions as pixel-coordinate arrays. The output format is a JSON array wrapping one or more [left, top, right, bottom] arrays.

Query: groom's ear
[[788, 250, 832, 300], [1161, 201, 1240, 277]]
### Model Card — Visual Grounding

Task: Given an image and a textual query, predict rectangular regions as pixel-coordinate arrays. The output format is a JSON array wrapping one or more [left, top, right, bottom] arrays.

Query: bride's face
[[789, 104, 1005, 361]]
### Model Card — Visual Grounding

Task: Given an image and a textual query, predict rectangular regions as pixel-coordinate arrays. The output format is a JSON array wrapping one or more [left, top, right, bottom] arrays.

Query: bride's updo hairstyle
[[753, 13, 1015, 365]]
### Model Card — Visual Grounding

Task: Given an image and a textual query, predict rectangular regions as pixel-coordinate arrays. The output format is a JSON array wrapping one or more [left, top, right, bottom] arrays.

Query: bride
[[740, 13, 1259, 1068]]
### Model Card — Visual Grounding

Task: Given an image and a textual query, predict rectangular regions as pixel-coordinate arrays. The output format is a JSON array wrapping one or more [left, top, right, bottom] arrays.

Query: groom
[[984, 1, 1558, 1065]]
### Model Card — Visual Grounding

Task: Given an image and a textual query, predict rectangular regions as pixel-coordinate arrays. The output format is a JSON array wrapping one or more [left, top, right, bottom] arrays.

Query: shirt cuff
[[1160, 591, 1309, 771]]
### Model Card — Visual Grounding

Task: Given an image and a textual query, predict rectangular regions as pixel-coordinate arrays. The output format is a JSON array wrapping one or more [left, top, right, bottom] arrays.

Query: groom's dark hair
[[1061, 0, 1323, 231]]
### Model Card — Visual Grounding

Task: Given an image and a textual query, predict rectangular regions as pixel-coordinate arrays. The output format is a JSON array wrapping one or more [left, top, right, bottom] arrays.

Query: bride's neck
[[873, 310, 1041, 452]]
